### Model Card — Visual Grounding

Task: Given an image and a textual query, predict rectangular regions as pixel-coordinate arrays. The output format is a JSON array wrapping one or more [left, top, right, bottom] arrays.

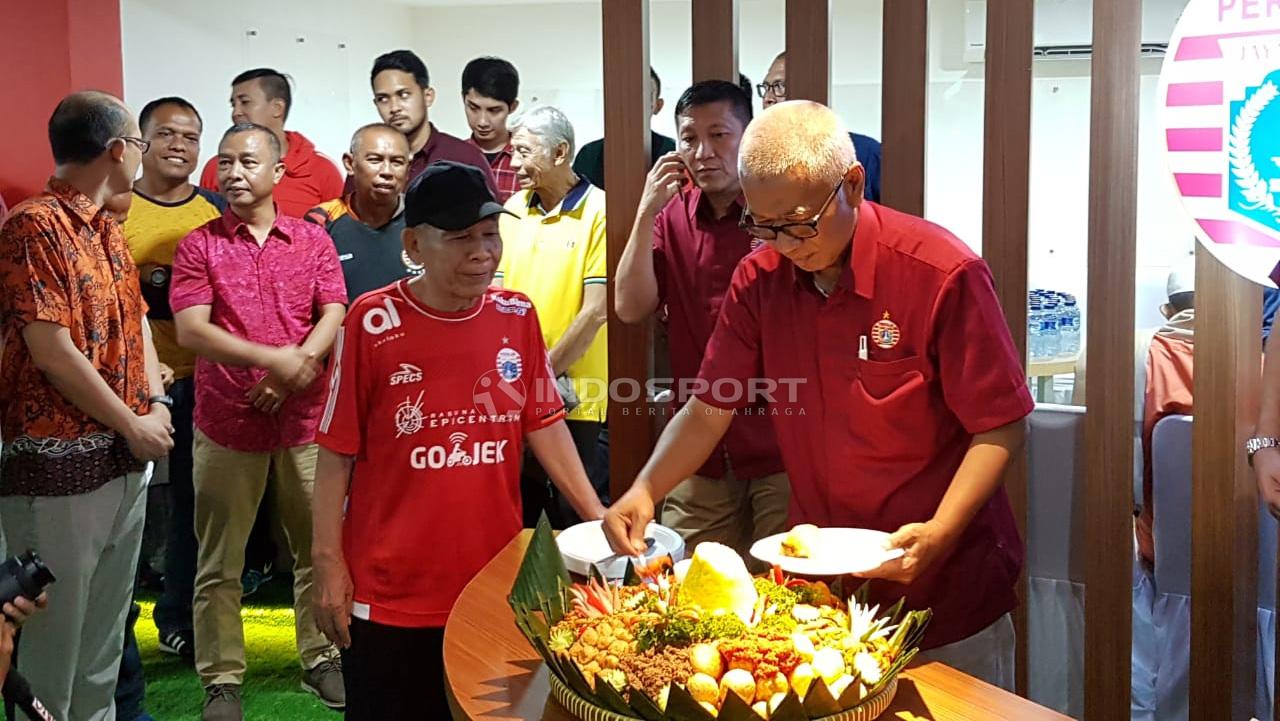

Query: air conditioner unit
[[963, 0, 1177, 63]]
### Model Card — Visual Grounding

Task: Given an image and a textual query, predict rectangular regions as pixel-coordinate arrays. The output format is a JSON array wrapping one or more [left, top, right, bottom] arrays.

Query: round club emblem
[[496, 347, 523, 382], [871, 311, 901, 350]]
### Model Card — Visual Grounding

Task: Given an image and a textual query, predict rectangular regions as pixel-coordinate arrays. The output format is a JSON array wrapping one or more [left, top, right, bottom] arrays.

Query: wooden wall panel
[[784, 0, 830, 104], [881, 0, 927, 215], [981, 0, 1034, 697], [1190, 249, 1262, 720], [1083, 0, 1141, 717], [692, 0, 738, 83], [602, 0, 653, 501]]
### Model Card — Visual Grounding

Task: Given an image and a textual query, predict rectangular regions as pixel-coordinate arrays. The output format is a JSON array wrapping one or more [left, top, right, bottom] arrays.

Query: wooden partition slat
[[602, 0, 652, 501], [1083, 0, 1140, 718], [692, 0, 738, 83], [881, 0, 927, 215], [981, 0, 1034, 698], [784, 0, 830, 104], [1190, 249, 1262, 720]]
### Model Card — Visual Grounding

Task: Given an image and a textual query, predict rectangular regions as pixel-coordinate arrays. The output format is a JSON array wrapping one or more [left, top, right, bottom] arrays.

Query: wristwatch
[[1247, 437, 1280, 465], [148, 394, 174, 410]]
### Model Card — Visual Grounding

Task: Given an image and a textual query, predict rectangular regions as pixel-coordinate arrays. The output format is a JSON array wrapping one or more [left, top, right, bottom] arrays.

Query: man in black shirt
[[308, 124, 416, 301], [572, 66, 675, 190]]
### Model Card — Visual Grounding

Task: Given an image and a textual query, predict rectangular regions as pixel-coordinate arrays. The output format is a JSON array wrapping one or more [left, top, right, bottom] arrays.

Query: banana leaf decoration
[[507, 513, 932, 720]]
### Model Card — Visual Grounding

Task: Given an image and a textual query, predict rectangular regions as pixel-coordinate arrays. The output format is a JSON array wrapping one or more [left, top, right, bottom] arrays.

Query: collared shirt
[[201, 130, 343, 219], [124, 187, 227, 378], [344, 123, 496, 196], [467, 138, 519, 203], [697, 202, 1034, 648], [572, 131, 677, 191], [306, 195, 414, 303], [0, 178, 149, 495], [497, 179, 608, 422], [317, 283, 564, 627], [170, 208, 348, 452], [652, 187, 784, 481]]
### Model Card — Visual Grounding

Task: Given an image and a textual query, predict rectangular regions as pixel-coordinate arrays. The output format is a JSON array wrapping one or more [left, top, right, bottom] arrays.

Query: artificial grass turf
[[135, 578, 341, 720]]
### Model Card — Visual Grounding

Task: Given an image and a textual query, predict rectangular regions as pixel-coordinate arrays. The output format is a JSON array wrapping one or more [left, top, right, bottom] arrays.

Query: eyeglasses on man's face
[[738, 177, 845, 242], [756, 80, 786, 99]]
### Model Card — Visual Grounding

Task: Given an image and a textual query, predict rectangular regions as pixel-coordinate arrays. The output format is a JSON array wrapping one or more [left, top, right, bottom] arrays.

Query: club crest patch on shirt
[[496, 347, 523, 381], [871, 311, 901, 350]]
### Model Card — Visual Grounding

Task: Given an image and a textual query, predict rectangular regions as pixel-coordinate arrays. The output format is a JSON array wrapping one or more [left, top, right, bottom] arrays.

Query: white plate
[[556, 520, 685, 579], [749, 527, 905, 576]]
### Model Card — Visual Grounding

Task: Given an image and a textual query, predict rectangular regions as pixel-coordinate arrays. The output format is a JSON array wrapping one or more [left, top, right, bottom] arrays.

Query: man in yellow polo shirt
[[497, 105, 608, 528]]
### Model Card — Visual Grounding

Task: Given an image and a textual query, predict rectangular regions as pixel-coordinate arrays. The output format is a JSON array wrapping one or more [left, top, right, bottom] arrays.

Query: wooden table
[[1027, 356, 1078, 403], [444, 532, 1071, 721]]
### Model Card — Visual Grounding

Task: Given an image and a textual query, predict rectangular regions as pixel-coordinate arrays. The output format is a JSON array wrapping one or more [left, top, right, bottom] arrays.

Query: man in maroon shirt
[[604, 101, 1033, 689], [353, 50, 495, 194], [173, 123, 348, 720], [615, 80, 788, 557]]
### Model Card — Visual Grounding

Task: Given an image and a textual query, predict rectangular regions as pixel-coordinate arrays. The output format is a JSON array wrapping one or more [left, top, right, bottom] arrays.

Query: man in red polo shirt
[[199, 68, 343, 217], [616, 79, 789, 557], [310, 161, 606, 718], [604, 101, 1033, 689]]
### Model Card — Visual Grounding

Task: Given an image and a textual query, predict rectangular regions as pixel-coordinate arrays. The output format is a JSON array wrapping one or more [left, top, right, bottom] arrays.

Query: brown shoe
[[201, 684, 242, 721], [302, 658, 346, 710]]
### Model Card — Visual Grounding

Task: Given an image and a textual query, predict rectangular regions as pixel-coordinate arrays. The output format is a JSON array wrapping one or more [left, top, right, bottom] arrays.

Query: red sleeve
[[168, 228, 213, 313], [931, 259, 1034, 434], [522, 304, 566, 433], [317, 320, 368, 455], [651, 204, 669, 307], [309, 226, 349, 307], [315, 155, 345, 205], [199, 157, 219, 193], [694, 260, 764, 410]]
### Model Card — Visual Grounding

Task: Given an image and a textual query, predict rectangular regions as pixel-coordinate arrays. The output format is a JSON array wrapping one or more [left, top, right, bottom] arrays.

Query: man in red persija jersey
[[310, 160, 607, 718]]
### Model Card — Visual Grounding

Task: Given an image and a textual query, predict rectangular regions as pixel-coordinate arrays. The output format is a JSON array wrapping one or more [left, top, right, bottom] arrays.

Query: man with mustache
[[198, 68, 343, 217], [307, 124, 415, 302], [173, 122, 348, 720]]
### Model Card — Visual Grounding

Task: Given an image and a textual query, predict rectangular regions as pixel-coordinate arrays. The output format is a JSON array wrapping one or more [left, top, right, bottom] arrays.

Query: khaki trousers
[[918, 613, 1016, 691], [191, 431, 336, 686], [660, 470, 791, 559]]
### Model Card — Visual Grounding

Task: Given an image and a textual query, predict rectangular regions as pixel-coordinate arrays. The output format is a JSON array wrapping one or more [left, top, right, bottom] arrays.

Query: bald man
[[0, 90, 172, 719], [758, 53, 882, 202], [307, 123, 416, 301], [604, 101, 1032, 689]]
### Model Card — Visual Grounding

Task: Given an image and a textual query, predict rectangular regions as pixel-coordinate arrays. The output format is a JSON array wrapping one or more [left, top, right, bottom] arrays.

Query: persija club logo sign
[[1160, 0, 1280, 284]]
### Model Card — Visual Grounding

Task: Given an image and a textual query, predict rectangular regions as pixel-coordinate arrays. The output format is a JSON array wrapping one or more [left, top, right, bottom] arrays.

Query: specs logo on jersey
[[496, 347, 523, 382], [409, 432, 509, 470], [363, 297, 403, 336], [389, 363, 424, 386], [395, 391, 426, 437]]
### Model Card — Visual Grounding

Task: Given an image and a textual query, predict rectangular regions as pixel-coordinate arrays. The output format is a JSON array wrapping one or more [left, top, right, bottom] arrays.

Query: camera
[[0, 551, 55, 610]]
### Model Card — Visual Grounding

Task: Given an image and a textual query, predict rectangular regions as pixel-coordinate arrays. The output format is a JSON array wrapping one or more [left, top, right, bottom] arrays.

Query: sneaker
[[202, 684, 242, 721], [158, 629, 195, 665], [301, 658, 345, 710], [240, 563, 273, 598]]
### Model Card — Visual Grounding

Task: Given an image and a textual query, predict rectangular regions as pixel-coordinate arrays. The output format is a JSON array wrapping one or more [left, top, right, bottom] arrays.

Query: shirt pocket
[[849, 355, 935, 460]]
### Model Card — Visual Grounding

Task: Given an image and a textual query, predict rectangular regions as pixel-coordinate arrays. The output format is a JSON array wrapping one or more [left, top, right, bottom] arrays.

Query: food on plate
[[677, 542, 759, 623], [780, 523, 820, 558], [520, 535, 932, 719]]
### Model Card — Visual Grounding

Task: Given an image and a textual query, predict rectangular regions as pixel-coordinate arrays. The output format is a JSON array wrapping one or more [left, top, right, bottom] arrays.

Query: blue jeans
[[153, 377, 196, 635]]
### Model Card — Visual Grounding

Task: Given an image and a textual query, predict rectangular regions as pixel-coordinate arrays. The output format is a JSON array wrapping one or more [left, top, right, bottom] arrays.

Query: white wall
[[120, 0, 1193, 333], [121, 0, 416, 171]]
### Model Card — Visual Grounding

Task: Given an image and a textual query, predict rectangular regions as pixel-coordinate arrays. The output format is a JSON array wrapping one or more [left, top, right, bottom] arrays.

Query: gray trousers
[[0, 470, 148, 721]]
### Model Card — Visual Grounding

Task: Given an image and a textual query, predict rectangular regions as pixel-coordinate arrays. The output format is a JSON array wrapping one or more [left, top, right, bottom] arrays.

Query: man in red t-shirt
[[311, 160, 607, 718], [198, 69, 343, 217], [604, 102, 1033, 690]]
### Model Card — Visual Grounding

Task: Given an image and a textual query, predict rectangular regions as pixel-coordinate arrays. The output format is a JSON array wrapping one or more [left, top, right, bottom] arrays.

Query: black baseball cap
[[404, 160, 514, 230]]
